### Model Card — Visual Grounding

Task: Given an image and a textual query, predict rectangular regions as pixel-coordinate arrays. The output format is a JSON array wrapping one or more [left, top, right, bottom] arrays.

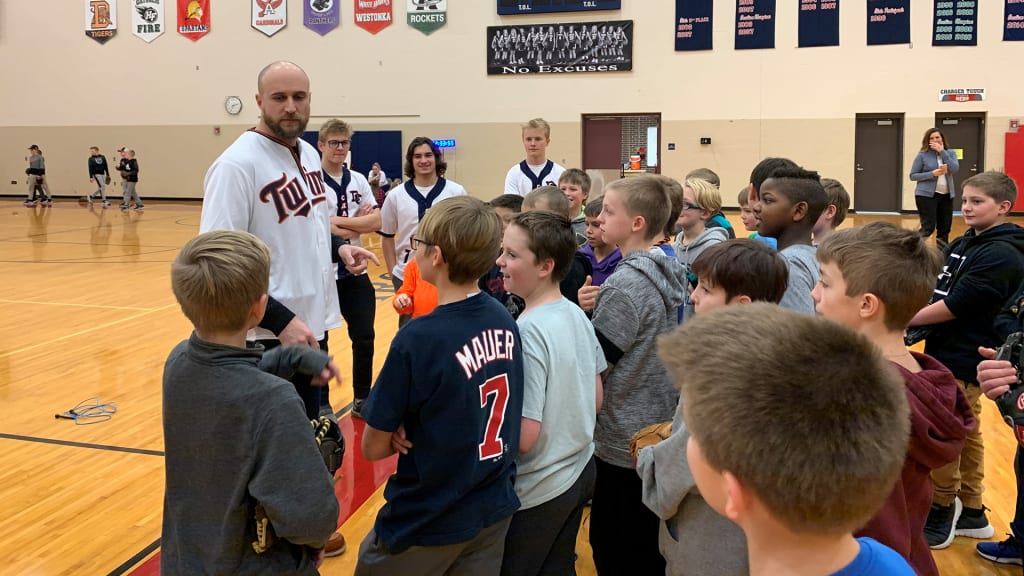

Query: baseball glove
[[629, 421, 672, 461], [312, 416, 345, 476], [994, 332, 1024, 447]]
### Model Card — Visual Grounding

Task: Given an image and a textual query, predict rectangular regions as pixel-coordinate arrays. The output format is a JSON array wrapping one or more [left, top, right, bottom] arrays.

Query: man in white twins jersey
[[200, 61, 377, 421], [504, 117, 565, 197], [378, 136, 466, 329]]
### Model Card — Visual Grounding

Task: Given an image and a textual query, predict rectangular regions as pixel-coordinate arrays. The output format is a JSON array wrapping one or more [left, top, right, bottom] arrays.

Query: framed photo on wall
[[497, 0, 621, 15], [487, 20, 633, 75]]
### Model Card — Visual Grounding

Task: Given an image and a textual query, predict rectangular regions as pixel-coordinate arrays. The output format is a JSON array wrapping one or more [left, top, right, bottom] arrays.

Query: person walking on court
[[87, 146, 111, 207], [117, 147, 144, 211], [911, 128, 960, 249], [24, 144, 52, 207]]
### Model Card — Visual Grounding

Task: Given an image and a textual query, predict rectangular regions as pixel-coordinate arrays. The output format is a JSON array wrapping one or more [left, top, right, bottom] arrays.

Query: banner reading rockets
[[408, 0, 446, 35], [178, 0, 211, 41], [355, 0, 392, 34], [85, 0, 118, 44], [132, 0, 165, 43], [305, 0, 340, 35], [253, 0, 287, 36]]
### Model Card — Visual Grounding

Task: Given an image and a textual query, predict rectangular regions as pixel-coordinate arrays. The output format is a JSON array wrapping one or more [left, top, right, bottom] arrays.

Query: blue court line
[[0, 432, 164, 457]]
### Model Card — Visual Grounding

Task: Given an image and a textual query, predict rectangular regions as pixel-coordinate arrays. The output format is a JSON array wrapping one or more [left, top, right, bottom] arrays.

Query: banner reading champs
[[86, 0, 118, 44], [355, 0, 392, 34], [133, 0, 165, 42], [253, 0, 287, 36], [487, 21, 632, 76], [178, 0, 210, 41], [408, 0, 446, 35], [305, 0, 339, 35]]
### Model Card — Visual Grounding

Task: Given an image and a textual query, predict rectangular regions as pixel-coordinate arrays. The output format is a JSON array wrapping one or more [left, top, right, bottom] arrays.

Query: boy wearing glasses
[[318, 119, 381, 419], [672, 177, 728, 320]]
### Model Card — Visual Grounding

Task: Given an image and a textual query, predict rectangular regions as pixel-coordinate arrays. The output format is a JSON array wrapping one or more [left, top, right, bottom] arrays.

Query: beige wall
[[2, 1, 1021, 207]]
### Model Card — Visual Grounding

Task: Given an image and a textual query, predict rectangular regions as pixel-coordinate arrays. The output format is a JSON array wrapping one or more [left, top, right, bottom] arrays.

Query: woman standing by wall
[[910, 128, 960, 248]]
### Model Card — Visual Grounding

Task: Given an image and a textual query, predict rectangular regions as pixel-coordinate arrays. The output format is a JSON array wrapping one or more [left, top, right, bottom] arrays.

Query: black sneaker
[[352, 398, 366, 419], [924, 498, 962, 550], [957, 504, 995, 539], [978, 535, 1024, 566]]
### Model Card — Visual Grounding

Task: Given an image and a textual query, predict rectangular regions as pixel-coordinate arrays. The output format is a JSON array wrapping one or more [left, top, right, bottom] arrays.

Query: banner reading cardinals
[[85, 0, 118, 44], [305, 0, 339, 35], [355, 0, 392, 34], [178, 0, 210, 41], [408, 0, 446, 35], [133, 0, 165, 43], [253, 0, 287, 36]]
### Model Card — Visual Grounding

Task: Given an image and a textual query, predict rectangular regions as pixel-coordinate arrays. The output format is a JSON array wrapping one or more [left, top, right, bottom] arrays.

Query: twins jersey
[[324, 168, 377, 250], [200, 130, 340, 342], [504, 160, 565, 197], [361, 293, 524, 554], [378, 178, 467, 281]]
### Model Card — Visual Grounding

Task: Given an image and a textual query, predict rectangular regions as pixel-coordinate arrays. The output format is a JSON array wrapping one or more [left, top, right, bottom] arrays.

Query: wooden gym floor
[[0, 198, 1019, 575]]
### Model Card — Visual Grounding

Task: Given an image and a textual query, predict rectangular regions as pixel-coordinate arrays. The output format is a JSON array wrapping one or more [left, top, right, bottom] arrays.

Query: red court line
[[127, 417, 397, 576]]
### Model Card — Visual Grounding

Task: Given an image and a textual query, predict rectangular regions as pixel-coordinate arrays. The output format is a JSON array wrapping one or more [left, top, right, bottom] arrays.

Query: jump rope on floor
[[54, 396, 117, 425]]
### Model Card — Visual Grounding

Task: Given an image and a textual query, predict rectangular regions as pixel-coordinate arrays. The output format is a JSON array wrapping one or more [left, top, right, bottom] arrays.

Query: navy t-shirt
[[362, 292, 525, 554]]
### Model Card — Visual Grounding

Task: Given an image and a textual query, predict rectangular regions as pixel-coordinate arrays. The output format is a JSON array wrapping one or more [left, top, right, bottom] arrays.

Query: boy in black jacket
[[117, 147, 144, 210], [909, 171, 1024, 549], [87, 146, 111, 207]]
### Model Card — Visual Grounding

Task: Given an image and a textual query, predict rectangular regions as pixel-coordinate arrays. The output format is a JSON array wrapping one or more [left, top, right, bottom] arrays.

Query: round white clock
[[224, 96, 243, 115]]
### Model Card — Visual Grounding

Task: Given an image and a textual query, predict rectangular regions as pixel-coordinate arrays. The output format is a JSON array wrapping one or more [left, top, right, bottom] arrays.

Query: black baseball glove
[[994, 333, 1024, 446]]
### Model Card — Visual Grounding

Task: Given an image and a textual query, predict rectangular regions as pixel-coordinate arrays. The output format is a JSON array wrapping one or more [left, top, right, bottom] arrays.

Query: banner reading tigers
[[253, 0, 287, 36], [178, 0, 211, 41], [355, 0, 392, 34], [85, 0, 118, 44]]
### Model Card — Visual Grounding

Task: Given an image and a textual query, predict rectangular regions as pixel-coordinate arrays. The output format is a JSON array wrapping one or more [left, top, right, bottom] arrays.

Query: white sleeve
[[356, 173, 377, 208], [200, 158, 252, 233], [504, 166, 521, 196], [379, 193, 399, 236]]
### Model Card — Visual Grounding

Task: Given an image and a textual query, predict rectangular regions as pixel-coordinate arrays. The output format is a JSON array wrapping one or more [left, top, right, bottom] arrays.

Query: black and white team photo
[[487, 21, 633, 75]]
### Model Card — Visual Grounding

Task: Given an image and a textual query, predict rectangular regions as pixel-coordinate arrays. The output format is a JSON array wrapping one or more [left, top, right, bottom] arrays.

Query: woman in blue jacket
[[910, 128, 960, 248]]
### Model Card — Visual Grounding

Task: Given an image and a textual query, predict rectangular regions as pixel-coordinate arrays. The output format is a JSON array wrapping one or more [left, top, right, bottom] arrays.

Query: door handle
[[856, 167, 865, 172]]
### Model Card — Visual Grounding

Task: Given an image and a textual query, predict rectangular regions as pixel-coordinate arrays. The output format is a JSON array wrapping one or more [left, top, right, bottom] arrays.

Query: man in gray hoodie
[[589, 176, 687, 575]]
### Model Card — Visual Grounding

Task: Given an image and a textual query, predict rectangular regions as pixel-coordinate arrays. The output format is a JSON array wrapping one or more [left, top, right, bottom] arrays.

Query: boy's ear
[[251, 293, 269, 326], [728, 294, 753, 306], [631, 214, 647, 234], [822, 204, 837, 221], [722, 470, 749, 524], [538, 257, 555, 279], [998, 200, 1013, 216], [430, 245, 446, 268], [860, 292, 883, 322], [790, 200, 809, 223], [699, 209, 714, 222]]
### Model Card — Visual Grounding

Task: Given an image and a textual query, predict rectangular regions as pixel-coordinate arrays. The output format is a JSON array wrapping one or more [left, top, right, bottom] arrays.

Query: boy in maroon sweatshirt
[[812, 222, 975, 576]]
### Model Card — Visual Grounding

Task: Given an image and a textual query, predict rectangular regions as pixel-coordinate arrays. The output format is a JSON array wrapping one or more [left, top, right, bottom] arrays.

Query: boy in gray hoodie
[[672, 177, 729, 320], [589, 175, 687, 575]]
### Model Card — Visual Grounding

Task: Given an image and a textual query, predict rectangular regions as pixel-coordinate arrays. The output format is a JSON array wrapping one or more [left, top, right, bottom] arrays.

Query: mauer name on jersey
[[260, 167, 327, 223], [456, 329, 517, 380]]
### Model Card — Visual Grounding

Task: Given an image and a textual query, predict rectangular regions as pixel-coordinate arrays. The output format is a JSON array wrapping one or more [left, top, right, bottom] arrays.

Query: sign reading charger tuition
[[487, 20, 632, 75]]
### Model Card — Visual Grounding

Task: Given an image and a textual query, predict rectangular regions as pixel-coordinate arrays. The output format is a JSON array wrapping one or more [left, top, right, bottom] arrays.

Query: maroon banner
[[355, 0, 392, 34], [178, 0, 210, 41]]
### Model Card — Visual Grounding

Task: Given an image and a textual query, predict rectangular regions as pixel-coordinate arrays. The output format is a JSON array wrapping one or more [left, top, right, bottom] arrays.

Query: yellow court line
[[0, 299, 157, 312], [0, 304, 177, 360]]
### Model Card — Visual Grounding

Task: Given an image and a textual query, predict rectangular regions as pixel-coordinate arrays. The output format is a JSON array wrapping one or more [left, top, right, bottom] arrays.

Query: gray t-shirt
[[779, 244, 819, 314], [516, 298, 606, 509]]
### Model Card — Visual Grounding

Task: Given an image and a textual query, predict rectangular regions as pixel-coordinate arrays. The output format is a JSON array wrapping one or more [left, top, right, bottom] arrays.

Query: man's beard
[[265, 113, 308, 140]]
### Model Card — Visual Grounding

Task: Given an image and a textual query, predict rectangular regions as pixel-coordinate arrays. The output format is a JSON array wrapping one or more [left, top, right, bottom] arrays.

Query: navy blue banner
[[735, 0, 776, 50], [799, 1, 840, 47], [497, 0, 620, 15], [934, 0, 978, 46], [676, 0, 714, 51], [868, 0, 910, 45], [1006, 0, 1024, 40]]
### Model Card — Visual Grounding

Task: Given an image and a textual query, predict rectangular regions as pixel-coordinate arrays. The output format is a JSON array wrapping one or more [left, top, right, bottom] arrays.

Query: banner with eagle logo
[[133, 0, 165, 42], [253, 0, 287, 36], [408, 0, 445, 35], [354, 0, 392, 34], [305, 0, 339, 35], [178, 0, 210, 41], [85, 0, 118, 44]]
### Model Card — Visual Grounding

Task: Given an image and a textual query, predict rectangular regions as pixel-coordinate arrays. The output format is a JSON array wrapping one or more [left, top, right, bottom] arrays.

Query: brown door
[[935, 112, 985, 189], [854, 114, 904, 212], [582, 116, 623, 170]]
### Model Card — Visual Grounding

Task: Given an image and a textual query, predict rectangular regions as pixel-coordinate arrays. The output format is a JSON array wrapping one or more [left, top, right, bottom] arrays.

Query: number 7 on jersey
[[478, 374, 510, 461]]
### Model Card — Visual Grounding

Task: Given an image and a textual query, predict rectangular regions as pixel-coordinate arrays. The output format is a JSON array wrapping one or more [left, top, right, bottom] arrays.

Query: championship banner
[[1008, 0, 1024, 40], [408, 0, 446, 35], [735, 0, 775, 50], [933, 0, 977, 46], [497, 1, 620, 15], [305, 0, 339, 35], [799, 0, 839, 47], [253, 0, 287, 36], [487, 21, 632, 76], [178, 0, 210, 41], [675, 0, 713, 51], [867, 0, 910, 45], [86, 0, 118, 44], [133, 0, 165, 42], [355, 0, 392, 34]]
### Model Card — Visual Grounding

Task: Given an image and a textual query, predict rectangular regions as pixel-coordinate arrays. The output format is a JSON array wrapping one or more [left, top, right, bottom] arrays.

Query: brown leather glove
[[629, 421, 672, 461]]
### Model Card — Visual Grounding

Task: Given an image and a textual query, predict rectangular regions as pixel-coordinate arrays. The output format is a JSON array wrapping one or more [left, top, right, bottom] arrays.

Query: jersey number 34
[[478, 374, 510, 461]]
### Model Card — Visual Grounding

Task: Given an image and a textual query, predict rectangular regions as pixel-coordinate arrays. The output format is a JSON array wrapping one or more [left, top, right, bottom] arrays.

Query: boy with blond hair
[[162, 230, 340, 574], [812, 177, 850, 245], [814, 222, 974, 574], [589, 175, 686, 574], [909, 171, 1024, 549], [662, 304, 916, 576], [558, 168, 591, 247], [686, 167, 734, 238], [672, 177, 729, 319], [505, 118, 565, 196], [357, 196, 525, 575]]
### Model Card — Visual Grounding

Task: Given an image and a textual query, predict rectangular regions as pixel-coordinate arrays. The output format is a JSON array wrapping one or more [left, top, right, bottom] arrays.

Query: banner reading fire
[[178, 0, 211, 41], [408, 0, 446, 35], [253, 0, 287, 36], [133, 0, 165, 43], [355, 0, 392, 34], [487, 20, 632, 76], [86, 0, 118, 44]]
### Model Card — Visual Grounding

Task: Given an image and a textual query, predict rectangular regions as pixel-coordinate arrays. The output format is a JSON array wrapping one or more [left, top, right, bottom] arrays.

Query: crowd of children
[[163, 117, 1024, 576]]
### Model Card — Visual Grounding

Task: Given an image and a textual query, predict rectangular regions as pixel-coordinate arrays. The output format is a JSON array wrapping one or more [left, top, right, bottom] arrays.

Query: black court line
[[0, 433, 164, 457], [106, 538, 160, 576]]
